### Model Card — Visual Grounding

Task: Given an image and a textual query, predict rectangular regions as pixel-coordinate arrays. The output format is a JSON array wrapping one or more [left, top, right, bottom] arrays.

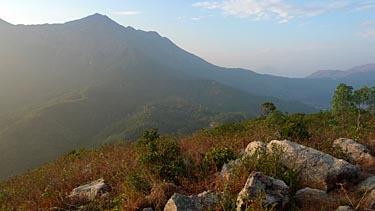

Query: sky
[[1, 0, 375, 77]]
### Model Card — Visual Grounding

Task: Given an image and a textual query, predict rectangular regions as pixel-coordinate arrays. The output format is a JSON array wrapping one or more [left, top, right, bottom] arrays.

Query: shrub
[[127, 174, 151, 195], [280, 114, 310, 141], [203, 147, 236, 170], [137, 129, 186, 183]]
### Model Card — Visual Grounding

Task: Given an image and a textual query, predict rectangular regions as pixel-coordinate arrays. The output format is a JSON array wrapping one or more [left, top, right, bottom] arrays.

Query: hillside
[[0, 14, 315, 179], [307, 64, 375, 81], [1, 107, 375, 211]]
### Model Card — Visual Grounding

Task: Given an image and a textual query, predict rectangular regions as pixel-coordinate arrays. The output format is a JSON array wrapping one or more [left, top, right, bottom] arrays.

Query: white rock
[[333, 138, 375, 167], [268, 140, 361, 191]]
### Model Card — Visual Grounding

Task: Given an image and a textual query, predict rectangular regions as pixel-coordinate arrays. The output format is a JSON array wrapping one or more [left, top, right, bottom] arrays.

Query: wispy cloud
[[193, 0, 374, 23], [112, 11, 142, 16], [361, 20, 375, 26], [360, 28, 375, 38]]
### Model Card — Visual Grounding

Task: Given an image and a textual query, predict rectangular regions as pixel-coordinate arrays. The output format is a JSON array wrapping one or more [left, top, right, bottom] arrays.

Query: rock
[[68, 178, 109, 202], [147, 183, 181, 208], [236, 172, 289, 211], [195, 190, 219, 210], [143, 208, 154, 211], [336, 205, 355, 211], [220, 159, 241, 180], [163, 191, 219, 211], [268, 140, 361, 191], [164, 193, 196, 211], [333, 138, 375, 168], [243, 141, 267, 159], [295, 187, 331, 207], [356, 176, 375, 210]]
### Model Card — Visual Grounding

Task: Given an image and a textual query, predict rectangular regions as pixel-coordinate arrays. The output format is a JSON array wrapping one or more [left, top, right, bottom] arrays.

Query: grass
[[1, 111, 375, 210]]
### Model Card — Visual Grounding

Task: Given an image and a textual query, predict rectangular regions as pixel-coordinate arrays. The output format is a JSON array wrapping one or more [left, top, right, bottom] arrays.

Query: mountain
[[0, 14, 316, 178], [307, 64, 375, 80], [0, 14, 374, 178]]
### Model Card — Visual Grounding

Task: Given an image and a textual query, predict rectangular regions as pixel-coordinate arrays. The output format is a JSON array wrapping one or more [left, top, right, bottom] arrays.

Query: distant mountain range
[[0, 14, 373, 178], [307, 64, 375, 80]]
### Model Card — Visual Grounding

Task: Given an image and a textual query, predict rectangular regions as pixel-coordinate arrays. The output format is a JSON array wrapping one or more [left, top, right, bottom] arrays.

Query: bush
[[127, 174, 151, 195], [279, 114, 310, 140], [137, 129, 186, 183], [204, 147, 236, 170]]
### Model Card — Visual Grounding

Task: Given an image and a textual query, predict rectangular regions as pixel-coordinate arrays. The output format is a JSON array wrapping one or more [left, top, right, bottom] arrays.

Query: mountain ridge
[[307, 63, 375, 79]]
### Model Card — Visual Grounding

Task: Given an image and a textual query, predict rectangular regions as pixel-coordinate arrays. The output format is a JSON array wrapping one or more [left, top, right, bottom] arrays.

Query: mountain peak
[[65, 13, 120, 28]]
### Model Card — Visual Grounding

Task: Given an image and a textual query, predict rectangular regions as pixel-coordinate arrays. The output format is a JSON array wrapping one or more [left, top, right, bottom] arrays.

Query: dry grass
[[1, 112, 375, 210]]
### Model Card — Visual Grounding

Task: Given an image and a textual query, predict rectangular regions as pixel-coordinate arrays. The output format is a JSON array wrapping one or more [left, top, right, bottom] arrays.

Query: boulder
[[356, 176, 375, 210], [295, 187, 331, 208], [164, 193, 196, 211], [236, 172, 289, 211], [163, 190, 219, 211], [195, 190, 219, 210], [68, 178, 109, 202], [243, 141, 267, 159], [333, 138, 375, 168], [336, 206, 355, 211], [268, 140, 361, 191]]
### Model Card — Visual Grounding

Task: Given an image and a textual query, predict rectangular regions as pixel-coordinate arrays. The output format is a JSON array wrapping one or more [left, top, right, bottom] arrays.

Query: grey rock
[[336, 205, 355, 211], [143, 208, 154, 211], [68, 178, 109, 201], [356, 176, 375, 210], [195, 190, 219, 210], [295, 187, 330, 205], [268, 140, 361, 191], [236, 172, 289, 211], [164, 193, 196, 211], [220, 158, 241, 180], [163, 191, 219, 211], [333, 138, 375, 167], [357, 176, 375, 191]]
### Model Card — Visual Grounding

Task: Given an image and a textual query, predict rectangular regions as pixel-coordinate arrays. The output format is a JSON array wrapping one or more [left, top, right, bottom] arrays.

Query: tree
[[332, 83, 355, 114], [353, 86, 370, 130], [353, 86, 370, 110], [369, 86, 375, 113], [260, 102, 277, 116]]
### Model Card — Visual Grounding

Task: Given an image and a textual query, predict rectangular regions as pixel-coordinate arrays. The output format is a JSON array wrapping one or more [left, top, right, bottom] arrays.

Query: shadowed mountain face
[[0, 14, 317, 178], [0, 14, 373, 178]]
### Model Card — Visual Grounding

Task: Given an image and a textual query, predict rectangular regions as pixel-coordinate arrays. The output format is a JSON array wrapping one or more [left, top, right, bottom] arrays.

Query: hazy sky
[[1, 0, 375, 77]]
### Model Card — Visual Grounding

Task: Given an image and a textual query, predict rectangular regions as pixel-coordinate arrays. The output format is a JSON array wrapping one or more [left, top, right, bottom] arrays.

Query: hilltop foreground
[[1, 108, 375, 211]]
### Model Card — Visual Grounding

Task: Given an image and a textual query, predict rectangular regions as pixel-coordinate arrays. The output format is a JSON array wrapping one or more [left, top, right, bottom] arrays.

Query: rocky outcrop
[[295, 187, 331, 208], [163, 190, 219, 211], [333, 138, 375, 168], [236, 172, 289, 211], [68, 178, 109, 202], [268, 140, 361, 191]]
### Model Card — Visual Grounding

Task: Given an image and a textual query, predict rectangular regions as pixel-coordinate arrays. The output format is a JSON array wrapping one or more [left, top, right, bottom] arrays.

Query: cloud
[[360, 28, 375, 38], [112, 11, 142, 16], [361, 20, 375, 26], [193, 0, 374, 23]]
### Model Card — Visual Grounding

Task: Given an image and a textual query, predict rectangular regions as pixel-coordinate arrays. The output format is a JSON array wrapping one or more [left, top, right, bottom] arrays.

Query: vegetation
[[1, 83, 375, 211]]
